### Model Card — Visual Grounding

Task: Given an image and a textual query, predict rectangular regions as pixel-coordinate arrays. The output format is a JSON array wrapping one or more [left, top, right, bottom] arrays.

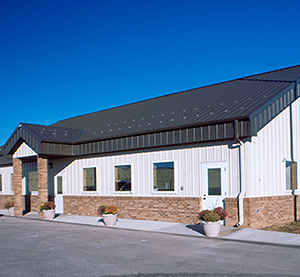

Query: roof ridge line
[[240, 78, 294, 83]]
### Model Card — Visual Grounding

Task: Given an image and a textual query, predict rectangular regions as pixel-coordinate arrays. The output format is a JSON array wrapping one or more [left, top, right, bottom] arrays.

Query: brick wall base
[[224, 197, 238, 227], [0, 195, 40, 214], [63, 196, 202, 224], [31, 195, 39, 212], [225, 195, 300, 229]]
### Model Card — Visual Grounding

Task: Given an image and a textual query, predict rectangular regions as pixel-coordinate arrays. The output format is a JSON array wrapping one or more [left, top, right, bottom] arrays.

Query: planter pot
[[102, 214, 118, 227], [43, 209, 56, 220], [8, 207, 15, 216], [202, 221, 221, 237]]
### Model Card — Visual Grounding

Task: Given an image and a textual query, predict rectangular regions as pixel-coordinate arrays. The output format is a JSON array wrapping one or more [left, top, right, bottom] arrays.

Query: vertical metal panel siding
[[292, 97, 300, 164], [229, 146, 240, 197], [13, 142, 37, 158], [245, 107, 291, 197], [22, 161, 37, 172], [52, 143, 238, 198], [0, 166, 14, 194], [251, 88, 294, 135], [22, 161, 38, 186]]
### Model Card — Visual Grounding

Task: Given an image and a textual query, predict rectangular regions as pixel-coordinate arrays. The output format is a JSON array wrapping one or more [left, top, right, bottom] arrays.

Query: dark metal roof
[[20, 124, 85, 143], [243, 65, 300, 82], [1, 124, 85, 158], [1, 64, 300, 163], [53, 65, 300, 142]]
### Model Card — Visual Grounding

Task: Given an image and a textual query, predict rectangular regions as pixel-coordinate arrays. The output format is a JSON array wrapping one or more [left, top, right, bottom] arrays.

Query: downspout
[[234, 120, 245, 227], [291, 83, 298, 221]]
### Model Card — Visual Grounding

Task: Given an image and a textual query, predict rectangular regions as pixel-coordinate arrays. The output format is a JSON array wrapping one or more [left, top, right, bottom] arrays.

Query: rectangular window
[[115, 165, 131, 191], [208, 168, 221, 195], [153, 161, 174, 191], [0, 174, 2, 191], [29, 171, 38, 191], [57, 176, 63, 194], [286, 161, 297, 190], [83, 167, 97, 191], [11, 173, 14, 192]]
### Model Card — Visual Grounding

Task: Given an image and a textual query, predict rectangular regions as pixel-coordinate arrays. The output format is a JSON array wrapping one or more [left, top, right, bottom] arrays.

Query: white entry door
[[55, 175, 64, 214], [201, 162, 227, 210]]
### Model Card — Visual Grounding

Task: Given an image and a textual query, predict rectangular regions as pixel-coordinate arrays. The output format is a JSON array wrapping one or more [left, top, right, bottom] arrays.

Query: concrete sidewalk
[[1, 209, 300, 248]]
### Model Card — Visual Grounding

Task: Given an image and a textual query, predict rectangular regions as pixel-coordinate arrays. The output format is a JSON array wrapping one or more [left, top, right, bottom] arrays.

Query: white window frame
[[82, 166, 98, 194], [113, 163, 133, 194], [151, 160, 177, 194]]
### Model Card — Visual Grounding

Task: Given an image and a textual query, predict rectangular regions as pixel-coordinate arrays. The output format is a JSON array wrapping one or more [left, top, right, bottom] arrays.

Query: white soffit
[[13, 142, 37, 158]]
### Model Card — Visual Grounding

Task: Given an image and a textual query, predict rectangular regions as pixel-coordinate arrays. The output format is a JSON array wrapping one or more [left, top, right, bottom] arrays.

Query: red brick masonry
[[37, 157, 48, 205], [13, 158, 23, 216], [64, 196, 202, 224], [225, 195, 300, 228]]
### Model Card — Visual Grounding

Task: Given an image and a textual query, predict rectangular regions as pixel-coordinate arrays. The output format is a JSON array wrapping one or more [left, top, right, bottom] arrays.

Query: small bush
[[97, 205, 119, 215], [202, 211, 221, 222], [4, 200, 14, 209]]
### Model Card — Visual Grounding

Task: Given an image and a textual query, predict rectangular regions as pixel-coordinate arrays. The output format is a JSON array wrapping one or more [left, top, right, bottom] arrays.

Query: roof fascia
[[249, 82, 297, 136], [249, 82, 295, 121], [40, 118, 251, 158]]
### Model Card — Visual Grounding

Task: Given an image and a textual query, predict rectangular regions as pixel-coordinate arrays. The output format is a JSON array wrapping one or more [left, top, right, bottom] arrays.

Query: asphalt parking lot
[[1, 216, 300, 276]]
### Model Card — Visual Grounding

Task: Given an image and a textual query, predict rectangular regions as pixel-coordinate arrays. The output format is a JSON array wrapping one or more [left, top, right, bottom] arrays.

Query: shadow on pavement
[[186, 224, 205, 235]]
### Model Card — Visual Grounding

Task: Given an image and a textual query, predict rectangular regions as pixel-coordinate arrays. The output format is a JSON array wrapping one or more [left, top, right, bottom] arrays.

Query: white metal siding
[[245, 106, 292, 197], [228, 145, 240, 197], [0, 166, 14, 194], [51, 143, 238, 198], [13, 142, 37, 158], [292, 97, 300, 164], [292, 96, 300, 194]]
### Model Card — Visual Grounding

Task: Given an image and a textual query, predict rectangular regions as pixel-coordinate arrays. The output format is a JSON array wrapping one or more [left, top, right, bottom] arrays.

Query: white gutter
[[234, 120, 245, 227]]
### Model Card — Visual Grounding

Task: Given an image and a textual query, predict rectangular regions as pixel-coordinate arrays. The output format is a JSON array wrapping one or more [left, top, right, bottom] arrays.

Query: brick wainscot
[[64, 196, 202, 224], [225, 195, 300, 228]]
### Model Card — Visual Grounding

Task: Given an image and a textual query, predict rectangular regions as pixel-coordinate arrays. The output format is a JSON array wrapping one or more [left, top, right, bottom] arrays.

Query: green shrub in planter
[[4, 200, 14, 209], [202, 210, 221, 222]]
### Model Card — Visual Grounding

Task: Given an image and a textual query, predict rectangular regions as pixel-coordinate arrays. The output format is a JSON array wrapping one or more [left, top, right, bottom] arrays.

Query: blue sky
[[1, 0, 300, 145]]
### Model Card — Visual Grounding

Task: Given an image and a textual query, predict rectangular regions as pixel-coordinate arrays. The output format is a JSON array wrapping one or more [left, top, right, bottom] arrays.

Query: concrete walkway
[[1, 209, 300, 248]]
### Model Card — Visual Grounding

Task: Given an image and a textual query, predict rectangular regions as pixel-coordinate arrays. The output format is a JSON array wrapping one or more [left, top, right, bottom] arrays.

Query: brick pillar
[[13, 158, 23, 216], [38, 156, 48, 205]]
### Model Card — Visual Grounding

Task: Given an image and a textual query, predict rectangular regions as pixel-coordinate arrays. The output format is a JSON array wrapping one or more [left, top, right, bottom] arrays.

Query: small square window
[[153, 162, 174, 191], [115, 165, 131, 191], [83, 168, 97, 191]]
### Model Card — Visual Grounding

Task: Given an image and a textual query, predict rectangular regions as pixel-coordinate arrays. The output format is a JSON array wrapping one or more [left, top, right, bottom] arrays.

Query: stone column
[[13, 158, 23, 216], [38, 156, 48, 205]]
